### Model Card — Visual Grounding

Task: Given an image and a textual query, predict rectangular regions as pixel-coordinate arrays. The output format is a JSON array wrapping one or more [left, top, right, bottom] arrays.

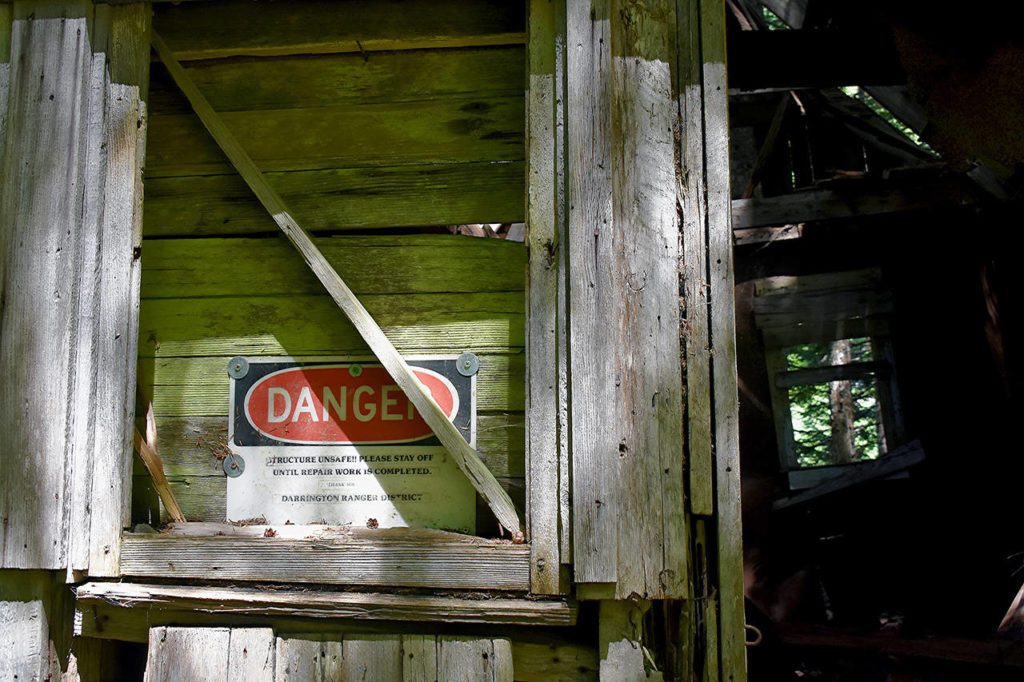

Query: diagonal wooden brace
[[151, 33, 521, 533]]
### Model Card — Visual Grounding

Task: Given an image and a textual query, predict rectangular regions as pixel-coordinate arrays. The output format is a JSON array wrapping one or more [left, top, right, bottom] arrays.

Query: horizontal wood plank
[[153, 0, 526, 60], [754, 268, 883, 298], [141, 235, 525, 298], [146, 96, 524, 177], [775, 360, 889, 388], [149, 47, 524, 114], [759, 316, 892, 348], [119, 534, 530, 589], [143, 162, 525, 236], [76, 581, 575, 626], [731, 183, 970, 229], [138, 292, 525, 358]]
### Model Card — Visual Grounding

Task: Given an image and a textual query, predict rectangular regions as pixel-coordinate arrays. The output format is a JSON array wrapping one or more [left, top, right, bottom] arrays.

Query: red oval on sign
[[244, 365, 458, 445]]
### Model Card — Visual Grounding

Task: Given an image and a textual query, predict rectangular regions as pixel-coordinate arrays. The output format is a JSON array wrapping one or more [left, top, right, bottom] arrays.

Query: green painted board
[[139, 292, 524, 358], [146, 96, 524, 177], [144, 162, 525, 236], [148, 47, 525, 114], [141, 235, 526, 297], [153, 0, 525, 61]]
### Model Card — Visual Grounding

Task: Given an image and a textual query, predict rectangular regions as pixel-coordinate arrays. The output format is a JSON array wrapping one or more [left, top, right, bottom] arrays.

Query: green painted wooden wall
[[134, 0, 527, 532]]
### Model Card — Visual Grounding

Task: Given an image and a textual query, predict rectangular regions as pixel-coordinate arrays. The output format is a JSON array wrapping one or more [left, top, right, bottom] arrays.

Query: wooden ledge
[[120, 527, 530, 590], [75, 582, 575, 635]]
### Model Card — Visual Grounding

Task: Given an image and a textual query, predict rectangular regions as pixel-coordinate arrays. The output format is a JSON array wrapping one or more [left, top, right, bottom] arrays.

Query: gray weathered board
[[562, 0, 687, 599], [145, 627, 513, 682], [0, 4, 147, 575]]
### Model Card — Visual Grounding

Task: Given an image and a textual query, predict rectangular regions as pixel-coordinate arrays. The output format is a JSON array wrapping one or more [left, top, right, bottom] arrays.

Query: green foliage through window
[[786, 338, 884, 467]]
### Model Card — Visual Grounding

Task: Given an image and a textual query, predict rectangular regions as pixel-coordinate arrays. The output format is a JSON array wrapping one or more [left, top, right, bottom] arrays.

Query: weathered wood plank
[[274, 636, 320, 682], [566, 0, 616, 588], [401, 634, 438, 681], [754, 268, 882, 298], [0, 4, 10, 166], [438, 636, 513, 682], [120, 534, 531, 589], [565, 0, 687, 598], [145, 626, 232, 681], [752, 289, 893, 322], [598, 600, 649, 681], [775, 360, 889, 388], [609, 0, 686, 600], [510, 638, 599, 681], [0, 10, 92, 569], [66, 47, 109, 577], [153, 31, 522, 531], [730, 183, 971, 229], [0, 571, 64, 682], [76, 581, 577, 627], [700, 0, 746, 676], [90, 80, 143, 577], [678, 0, 714, 518], [148, 46, 524, 114], [145, 96, 524, 177], [153, 0, 525, 60], [141, 235, 525, 298], [341, 635, 403, 679], [227, 628, 276, 682], [525, 0, 563, 596], [138, 293, 524, 358], [763, 349, 797, 469], [143, 162, 526, 236]]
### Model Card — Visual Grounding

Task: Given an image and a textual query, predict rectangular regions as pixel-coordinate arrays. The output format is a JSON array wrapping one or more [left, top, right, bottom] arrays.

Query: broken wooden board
[[76, 581, 576, 627]]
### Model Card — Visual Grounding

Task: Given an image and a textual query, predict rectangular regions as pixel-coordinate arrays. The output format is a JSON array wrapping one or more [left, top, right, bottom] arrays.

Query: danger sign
[[226, 357, 477, 532]]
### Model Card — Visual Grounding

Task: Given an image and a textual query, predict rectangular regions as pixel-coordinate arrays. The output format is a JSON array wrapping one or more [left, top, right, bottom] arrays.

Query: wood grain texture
[[153, 0, 524, 60], [0, 571, 63, 682], [145, 626, 229, 681], [0, 11, 91, 569], [145, 627, 276, 681], [438, 636, 513, 682], [148, 46, 524, 114], [608, 0, 686, 600], [566, 0, 616, 587], [146, 95, 523, 177], [227, 628, 277, 681], [152, 33, 522, 531], [564, 0, 687, 598], [677, 0, 714, 518], [120, 533, 530, 589], [143, 162, 525, 236], [76, 581, 577, 627], [525, 0, 563, 595], [141, 235, 525, 298], [90, 81, 144, 577], [700, 0, 745, 676], [66, 49, 109, 576], [139, 293, 524, 359]]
